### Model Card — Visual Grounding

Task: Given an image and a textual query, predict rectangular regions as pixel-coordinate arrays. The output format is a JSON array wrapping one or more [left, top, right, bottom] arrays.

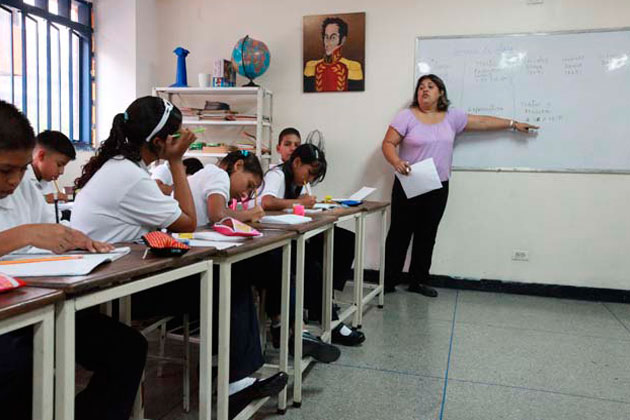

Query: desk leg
[[217, 262, 232, 420], [293, 236, 306, 408], [322, 227, 334, 341], [278, 242, 291, 413], [199, 261, 213, 420], [55, 299, 75, 420], [353, 215, 365, 328], [33, 307, 54, 420], [379, 208, 387, 308]]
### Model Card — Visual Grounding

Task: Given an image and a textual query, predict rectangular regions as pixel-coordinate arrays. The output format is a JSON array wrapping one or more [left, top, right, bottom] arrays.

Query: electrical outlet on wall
[[526, 0, 544, 4], [512, 250, 530, 261]]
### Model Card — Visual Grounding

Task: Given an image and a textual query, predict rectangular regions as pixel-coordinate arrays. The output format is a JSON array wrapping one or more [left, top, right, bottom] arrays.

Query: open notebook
[[0, 247, 131, 277]]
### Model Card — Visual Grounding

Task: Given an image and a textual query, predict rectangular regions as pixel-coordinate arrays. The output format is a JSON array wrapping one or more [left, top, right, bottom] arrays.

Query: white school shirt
[[260, 167, 302, 199], [71, 157, 182, 243], [26, 165, 54, 195], [0, 176, 56, 253], [151, 161, 173, 186], [187, 164, 230, 227]]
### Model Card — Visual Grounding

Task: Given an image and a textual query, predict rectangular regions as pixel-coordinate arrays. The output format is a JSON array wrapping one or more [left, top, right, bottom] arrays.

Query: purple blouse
[[390, 108, 468, 181]]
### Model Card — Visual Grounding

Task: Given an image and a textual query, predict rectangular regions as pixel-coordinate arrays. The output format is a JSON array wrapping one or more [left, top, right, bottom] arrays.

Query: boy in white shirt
[[0, 100, 147, 420], [29, 130, 76, 203]]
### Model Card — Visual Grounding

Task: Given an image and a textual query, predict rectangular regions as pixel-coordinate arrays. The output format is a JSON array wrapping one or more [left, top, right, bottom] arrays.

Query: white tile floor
[[143, 286, 630, 420]]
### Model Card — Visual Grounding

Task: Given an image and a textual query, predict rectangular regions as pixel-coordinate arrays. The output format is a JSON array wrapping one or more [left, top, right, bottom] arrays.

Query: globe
[[231, 35, 270, 87]]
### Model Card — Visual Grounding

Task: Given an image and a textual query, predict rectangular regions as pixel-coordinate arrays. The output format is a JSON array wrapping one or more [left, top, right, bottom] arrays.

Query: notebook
[[0, 247, 131, 277]]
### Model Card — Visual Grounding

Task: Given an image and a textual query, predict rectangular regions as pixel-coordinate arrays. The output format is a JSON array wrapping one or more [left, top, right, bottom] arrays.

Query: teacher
[[381, 74, 538, 297]]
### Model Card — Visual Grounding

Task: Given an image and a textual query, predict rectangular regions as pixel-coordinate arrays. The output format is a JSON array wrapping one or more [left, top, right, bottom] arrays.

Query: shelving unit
[[153, 87, 273, 165]]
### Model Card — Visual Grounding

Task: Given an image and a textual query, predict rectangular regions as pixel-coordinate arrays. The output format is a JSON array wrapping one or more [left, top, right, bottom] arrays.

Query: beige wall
[[68, 0, 630, 290]]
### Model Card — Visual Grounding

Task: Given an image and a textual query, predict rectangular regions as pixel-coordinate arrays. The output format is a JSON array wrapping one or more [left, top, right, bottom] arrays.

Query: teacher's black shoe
[[229, 372, 288, 419], [408, 283, 438, 298]]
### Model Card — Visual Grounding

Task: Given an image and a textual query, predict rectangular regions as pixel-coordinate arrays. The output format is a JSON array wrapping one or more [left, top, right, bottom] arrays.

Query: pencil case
[[142, 231, 190, 257], [0, 273, 26, 293], [212, 217, 261, 237], [338, 200, 362, 207]]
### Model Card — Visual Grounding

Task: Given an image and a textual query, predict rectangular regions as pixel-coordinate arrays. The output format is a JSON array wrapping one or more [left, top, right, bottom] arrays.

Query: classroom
[[0, 0, 629, 419]]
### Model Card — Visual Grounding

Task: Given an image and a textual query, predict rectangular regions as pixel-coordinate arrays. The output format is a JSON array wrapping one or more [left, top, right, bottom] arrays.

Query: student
[[0, 99, 146, 420], [28, 129, 76, 202], [152, 157, 203, 195], [188, 150, 264, 226], [275, 127, 301, 166], [261, 144, 365, 346], [70, 96, 286, 418]]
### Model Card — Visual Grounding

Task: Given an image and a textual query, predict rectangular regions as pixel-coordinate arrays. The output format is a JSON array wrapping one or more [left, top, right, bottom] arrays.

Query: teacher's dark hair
[[412, 74, 450, 111], [321, 17, 348, 41]]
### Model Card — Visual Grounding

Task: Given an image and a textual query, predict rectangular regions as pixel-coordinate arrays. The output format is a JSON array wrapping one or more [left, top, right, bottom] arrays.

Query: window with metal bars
[[0, 0, 94, 148]]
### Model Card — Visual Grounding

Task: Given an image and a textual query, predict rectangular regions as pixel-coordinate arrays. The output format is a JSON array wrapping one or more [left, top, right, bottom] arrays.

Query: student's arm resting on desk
[[465, 115, 539, 133], [381, 126, 411, 175], [206, 194, 264, 224], [260, 194, 316, 211], [0, 224, 114, 256]]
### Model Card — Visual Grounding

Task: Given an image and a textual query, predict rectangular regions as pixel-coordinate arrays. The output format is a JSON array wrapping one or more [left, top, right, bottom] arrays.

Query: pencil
[[254, 188, 258, 206], [53, 180, 62, 195], [0, 255, 83, 265], [172, 128, 206, 138]]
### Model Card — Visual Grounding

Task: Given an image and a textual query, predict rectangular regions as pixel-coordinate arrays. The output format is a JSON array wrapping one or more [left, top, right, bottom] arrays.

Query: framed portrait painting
[[303, 12, 366, 93]]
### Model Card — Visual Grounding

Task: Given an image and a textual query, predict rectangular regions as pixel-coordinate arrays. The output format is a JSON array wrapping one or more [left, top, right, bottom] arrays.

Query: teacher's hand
[[514, 122, 539, 133], [394, 159, 411, 175]]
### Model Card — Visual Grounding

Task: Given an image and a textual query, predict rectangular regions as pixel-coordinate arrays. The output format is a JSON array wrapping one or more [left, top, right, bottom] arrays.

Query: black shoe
[[408, 283, 438, 297], [228, 372, 288, 419], [332, 323, 366, 346], [290, 331, 340, 363]]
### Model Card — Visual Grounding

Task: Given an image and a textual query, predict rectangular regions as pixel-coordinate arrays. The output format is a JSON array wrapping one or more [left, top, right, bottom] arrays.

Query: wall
[[68, 0, 630, 290]]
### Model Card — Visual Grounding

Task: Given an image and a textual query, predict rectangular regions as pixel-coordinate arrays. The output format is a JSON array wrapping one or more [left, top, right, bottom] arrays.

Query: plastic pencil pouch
[[212, 217, 261, 237], [0, 273, 26, 293], [142, 231, 190, 257]]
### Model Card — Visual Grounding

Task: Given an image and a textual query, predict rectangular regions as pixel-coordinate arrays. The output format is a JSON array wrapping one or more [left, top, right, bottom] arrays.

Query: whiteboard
[[414, 29, 630, 172]]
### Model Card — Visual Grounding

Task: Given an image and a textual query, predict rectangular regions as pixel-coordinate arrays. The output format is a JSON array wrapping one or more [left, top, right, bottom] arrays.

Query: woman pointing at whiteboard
[[382, 74, 537, 297]]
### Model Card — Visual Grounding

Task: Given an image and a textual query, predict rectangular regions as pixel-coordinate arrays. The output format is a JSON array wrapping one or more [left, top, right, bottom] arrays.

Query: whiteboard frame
[[414, 27, 630, 175]]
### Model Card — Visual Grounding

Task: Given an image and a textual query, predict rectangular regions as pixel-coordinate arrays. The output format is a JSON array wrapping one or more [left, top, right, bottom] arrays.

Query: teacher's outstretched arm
[[382, 127, 411, 175], [465, 115, 539, 133]]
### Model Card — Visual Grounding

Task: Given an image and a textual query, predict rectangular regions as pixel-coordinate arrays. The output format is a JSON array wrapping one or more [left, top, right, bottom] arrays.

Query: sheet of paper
[[395, 158, 442, 199], [259, 215, 312, 225], [186, 240, 242, 250], [190, 231, 249, 242], [313, 203, 340, 210], [332, 186, 376, 202], [0, 248, 131, 277]]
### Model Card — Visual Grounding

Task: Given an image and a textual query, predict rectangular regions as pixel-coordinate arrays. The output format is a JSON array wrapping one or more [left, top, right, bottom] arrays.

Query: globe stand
[[243, 79, 258, 87]]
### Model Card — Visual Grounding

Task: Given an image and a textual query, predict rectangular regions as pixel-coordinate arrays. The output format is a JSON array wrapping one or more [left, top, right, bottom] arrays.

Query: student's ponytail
[[75, 96, 182, 189], [281, 143, 327, 199]]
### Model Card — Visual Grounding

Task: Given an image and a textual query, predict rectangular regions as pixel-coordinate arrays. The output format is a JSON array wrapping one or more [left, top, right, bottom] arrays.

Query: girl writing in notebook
[[71, 96, 287, 418], [260, 143, 366, 346], [188, 150, 264, 226]]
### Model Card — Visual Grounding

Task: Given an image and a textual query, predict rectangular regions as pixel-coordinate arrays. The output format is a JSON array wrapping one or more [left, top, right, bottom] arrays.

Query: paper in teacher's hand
[[395, 158, 442, 198]]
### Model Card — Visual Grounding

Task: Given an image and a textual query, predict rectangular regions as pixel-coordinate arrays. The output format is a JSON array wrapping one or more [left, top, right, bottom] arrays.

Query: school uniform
[[188, 163, 230, 227], [150, 160, 173, 185], [260, 167, 356, 322], [25, 164, 54, 195], [72, 157, 182, 243], [74, 157, 264, 382], [0, 177, 147, 420]]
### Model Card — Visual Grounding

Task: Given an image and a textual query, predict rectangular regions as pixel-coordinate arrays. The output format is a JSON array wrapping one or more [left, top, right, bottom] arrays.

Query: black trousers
[[385, 177, 449, 288], [256, 226, 355, 323], [132, 263, 264, 383], [0, 313, 147, 420]]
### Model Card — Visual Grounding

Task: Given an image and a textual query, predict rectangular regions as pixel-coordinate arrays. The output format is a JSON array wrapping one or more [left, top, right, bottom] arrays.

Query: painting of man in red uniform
[[303, 13, 365, 93]]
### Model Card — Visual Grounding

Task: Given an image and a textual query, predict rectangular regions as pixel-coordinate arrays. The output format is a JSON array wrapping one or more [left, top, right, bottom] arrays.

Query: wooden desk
[[210, 229, 296, 420], [0, 287, 64, 420], [23, 244, 216, 420], [250, 212, 338, 408]]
